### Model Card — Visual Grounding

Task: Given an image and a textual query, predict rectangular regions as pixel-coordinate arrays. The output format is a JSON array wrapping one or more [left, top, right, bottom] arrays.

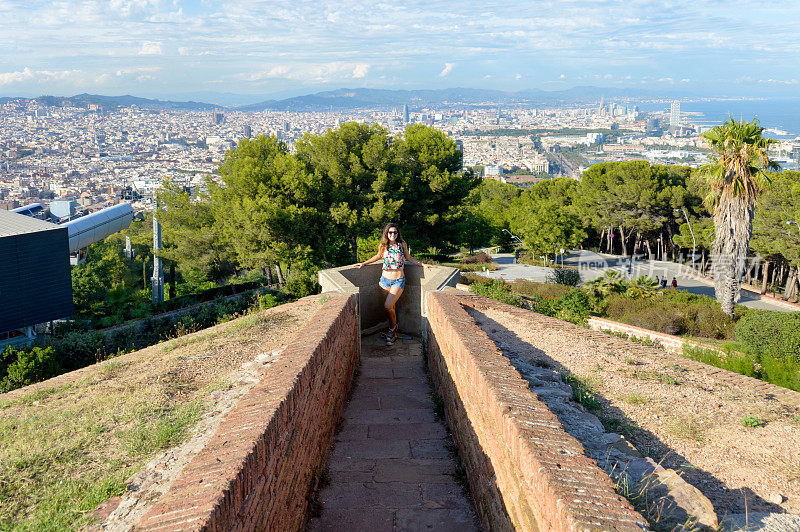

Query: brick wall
[[587, 316, 722, 355], [426, 292, 648, 531], [137, 294, 359, 531]]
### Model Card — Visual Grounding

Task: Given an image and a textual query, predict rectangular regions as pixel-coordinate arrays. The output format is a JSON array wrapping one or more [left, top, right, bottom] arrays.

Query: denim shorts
[[379, 275, 406, 290]]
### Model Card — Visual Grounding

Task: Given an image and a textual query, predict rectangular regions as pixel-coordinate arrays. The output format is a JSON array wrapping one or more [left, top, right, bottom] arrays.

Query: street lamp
[[682, 208, 696, 268]]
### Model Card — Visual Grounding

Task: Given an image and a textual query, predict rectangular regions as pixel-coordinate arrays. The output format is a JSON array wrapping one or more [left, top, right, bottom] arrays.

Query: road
[[481, 250, 796, 312]]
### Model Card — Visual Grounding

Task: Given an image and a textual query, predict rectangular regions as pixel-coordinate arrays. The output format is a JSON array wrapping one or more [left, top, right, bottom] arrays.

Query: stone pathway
[[307, 334, 481, 532]]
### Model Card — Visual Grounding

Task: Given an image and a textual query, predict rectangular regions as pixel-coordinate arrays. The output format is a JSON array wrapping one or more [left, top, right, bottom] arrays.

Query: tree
[[391, 124, 480, 251], [295, 122, 400, 262], [698, 117, 779, 316], [157, 177, 237, 283], [509, 178, 586, 260], [210, 135, 318, 281]]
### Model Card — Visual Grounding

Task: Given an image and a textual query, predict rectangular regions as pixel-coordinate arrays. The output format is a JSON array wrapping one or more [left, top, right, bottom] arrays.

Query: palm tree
[[699, 117, 779, 317]]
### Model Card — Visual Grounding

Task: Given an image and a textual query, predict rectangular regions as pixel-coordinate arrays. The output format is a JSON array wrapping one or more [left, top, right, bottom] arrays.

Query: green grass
[[0, 371, 213, 530], [740, 414, 764, 428], [123, 403, 201, 456], [682, 345, 800, 392], [562, 372, 602, 411]]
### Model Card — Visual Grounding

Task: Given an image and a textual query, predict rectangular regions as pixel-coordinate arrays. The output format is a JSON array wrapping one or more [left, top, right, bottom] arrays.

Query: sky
[[1, 0, 799, 103]]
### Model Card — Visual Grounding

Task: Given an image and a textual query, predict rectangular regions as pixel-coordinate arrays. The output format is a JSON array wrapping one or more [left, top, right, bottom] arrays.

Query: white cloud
[[515, 73, 522, 79], [0, 67, 35, 85], [439, 63, 455, 77], [178, 47, 190, 56], [680, 78, 691, 83], [245, 62, 371, 83], [116, 66, 162, 76], [559, 73, 566, 79], [0, 67, 83, 86], [138, 41, 162, 55]]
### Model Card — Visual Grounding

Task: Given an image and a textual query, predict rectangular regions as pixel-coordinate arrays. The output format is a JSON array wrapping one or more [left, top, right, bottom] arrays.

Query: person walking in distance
[[672, 277, 678, 289], [357, 224, 430, 345]]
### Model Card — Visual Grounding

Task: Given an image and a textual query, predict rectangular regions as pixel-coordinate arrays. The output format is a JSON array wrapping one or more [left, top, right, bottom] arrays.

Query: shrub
[[284, 276, 320, 299], [556, 289, 592, 325], [0, 347, 61, 392], [509, 280, 571, 299], [459, 252, 493, 264], [604, 295, 736, 339], [735, 310, 800, 363], [458, 272, 486, 285], [546, 267, 581, 286], [469, 277, 522, 307]]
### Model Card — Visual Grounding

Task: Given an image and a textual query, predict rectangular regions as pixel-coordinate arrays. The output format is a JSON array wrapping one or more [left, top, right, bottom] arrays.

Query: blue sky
[[1, 0, 799, 101]]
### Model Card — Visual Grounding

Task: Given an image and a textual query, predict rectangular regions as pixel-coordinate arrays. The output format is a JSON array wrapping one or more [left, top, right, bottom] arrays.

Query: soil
[[467, 305, 800, 518]]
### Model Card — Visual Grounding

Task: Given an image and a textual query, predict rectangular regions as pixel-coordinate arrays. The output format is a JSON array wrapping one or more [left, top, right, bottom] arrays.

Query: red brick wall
[[137, 294, 359, 531], [587, 316, 723, 355], [426, 292, 648, 531]]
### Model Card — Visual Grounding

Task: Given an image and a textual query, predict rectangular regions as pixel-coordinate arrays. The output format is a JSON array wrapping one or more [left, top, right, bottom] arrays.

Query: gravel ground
[[467, 304, 800, 517]]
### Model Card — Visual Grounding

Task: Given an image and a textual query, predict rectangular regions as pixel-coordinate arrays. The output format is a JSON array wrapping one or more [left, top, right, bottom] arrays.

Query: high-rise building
[[670, 101, 680, 127], [402, 104, 409, 124], [213, 112, 224, 125], [243, 125, 252, 138]]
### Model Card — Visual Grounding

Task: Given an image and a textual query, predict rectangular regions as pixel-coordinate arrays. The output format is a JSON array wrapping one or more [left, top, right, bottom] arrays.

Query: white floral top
[[382, 243, 405, 271]]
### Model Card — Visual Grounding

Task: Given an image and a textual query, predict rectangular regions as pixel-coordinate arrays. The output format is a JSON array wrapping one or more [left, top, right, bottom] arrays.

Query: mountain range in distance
[[0, 86, 692, 112]]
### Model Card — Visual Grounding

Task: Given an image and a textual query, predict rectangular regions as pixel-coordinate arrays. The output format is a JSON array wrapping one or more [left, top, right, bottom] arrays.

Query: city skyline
[[2, 1, 800, 100]]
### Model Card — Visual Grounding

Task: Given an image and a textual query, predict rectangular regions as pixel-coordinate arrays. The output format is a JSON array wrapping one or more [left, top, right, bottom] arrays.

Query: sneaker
[[380, 327, 396, 340], [385, 330, 398, 345]]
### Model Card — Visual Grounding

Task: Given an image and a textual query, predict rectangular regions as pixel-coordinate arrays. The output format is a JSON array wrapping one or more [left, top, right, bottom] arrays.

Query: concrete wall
[[319, 263, 459, 337], [425, 291, 649, 531], [137, 294, 360, 531]]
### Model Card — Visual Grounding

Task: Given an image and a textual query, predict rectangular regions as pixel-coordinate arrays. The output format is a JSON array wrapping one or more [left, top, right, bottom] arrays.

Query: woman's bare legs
[[384, 286, 404, 332]]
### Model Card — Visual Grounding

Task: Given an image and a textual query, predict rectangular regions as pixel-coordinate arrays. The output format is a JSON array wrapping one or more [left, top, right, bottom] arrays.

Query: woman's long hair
[[379, 223, 403, 251]]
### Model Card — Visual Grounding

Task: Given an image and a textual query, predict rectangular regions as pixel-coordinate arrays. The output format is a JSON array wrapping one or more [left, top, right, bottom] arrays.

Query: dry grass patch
[[668, 415, 707, 443], [0, 298, 317, 531]]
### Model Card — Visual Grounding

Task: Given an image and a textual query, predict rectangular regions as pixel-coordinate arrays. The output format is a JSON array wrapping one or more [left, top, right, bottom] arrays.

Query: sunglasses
[[387, 230, 398, 234]]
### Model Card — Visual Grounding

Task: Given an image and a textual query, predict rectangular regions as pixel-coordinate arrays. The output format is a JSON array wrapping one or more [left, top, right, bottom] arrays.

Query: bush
[[509, 280, 572, 299], [605, 294, 736, 339], [459, 252, 493, 264], [735, 310, 800, 363], [556, 289, 591, 325], [458, 272, 486, 285], [469, 278, 522, 307], [546, 267, 581, 286], [284, 276, 320, 299], [0, 346, 62, 392]]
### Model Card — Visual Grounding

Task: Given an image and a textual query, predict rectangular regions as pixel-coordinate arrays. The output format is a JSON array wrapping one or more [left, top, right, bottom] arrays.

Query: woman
[[357, 223, 429, 345]]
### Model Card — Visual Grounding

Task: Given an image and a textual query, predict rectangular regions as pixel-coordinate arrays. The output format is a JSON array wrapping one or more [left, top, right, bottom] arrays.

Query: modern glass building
[[0, 210, 73, 347]]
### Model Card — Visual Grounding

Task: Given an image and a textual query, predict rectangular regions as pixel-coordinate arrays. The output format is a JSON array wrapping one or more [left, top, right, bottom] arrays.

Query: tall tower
[[670, 101, 680, 127], [403, 104, 409, 124]]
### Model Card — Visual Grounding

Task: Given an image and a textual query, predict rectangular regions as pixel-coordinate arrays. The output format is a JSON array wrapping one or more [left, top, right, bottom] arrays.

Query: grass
[[682, 345, 800, 392], [0, 360, 217, 530], [629, 370, 681, 386], [740, 414, 764, 428], [622, 393, 649, 405], [668, 416, 706, 443], [562, 372, 602, 412]]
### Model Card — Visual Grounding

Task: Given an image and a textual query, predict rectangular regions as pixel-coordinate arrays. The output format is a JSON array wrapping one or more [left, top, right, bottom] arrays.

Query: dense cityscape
[[4, 95, 800, 216]]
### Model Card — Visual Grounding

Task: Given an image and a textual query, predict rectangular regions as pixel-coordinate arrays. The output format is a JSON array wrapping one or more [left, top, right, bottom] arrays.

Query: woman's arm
[[402, 242, 431, 268], [357, 247, 384, 268]]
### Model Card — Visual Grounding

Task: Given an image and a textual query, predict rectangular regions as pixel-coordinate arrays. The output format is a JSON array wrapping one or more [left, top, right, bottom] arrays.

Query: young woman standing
[[357, 223, 429, 344]]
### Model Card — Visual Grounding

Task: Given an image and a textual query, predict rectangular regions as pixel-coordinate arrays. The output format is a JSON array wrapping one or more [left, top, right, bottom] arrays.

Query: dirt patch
[[0, 295, 326, 531], [467, 305, 800, 517]]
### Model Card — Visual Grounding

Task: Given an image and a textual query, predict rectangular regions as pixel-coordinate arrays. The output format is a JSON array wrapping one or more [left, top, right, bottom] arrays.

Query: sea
[[635, 98, 800, 140]]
